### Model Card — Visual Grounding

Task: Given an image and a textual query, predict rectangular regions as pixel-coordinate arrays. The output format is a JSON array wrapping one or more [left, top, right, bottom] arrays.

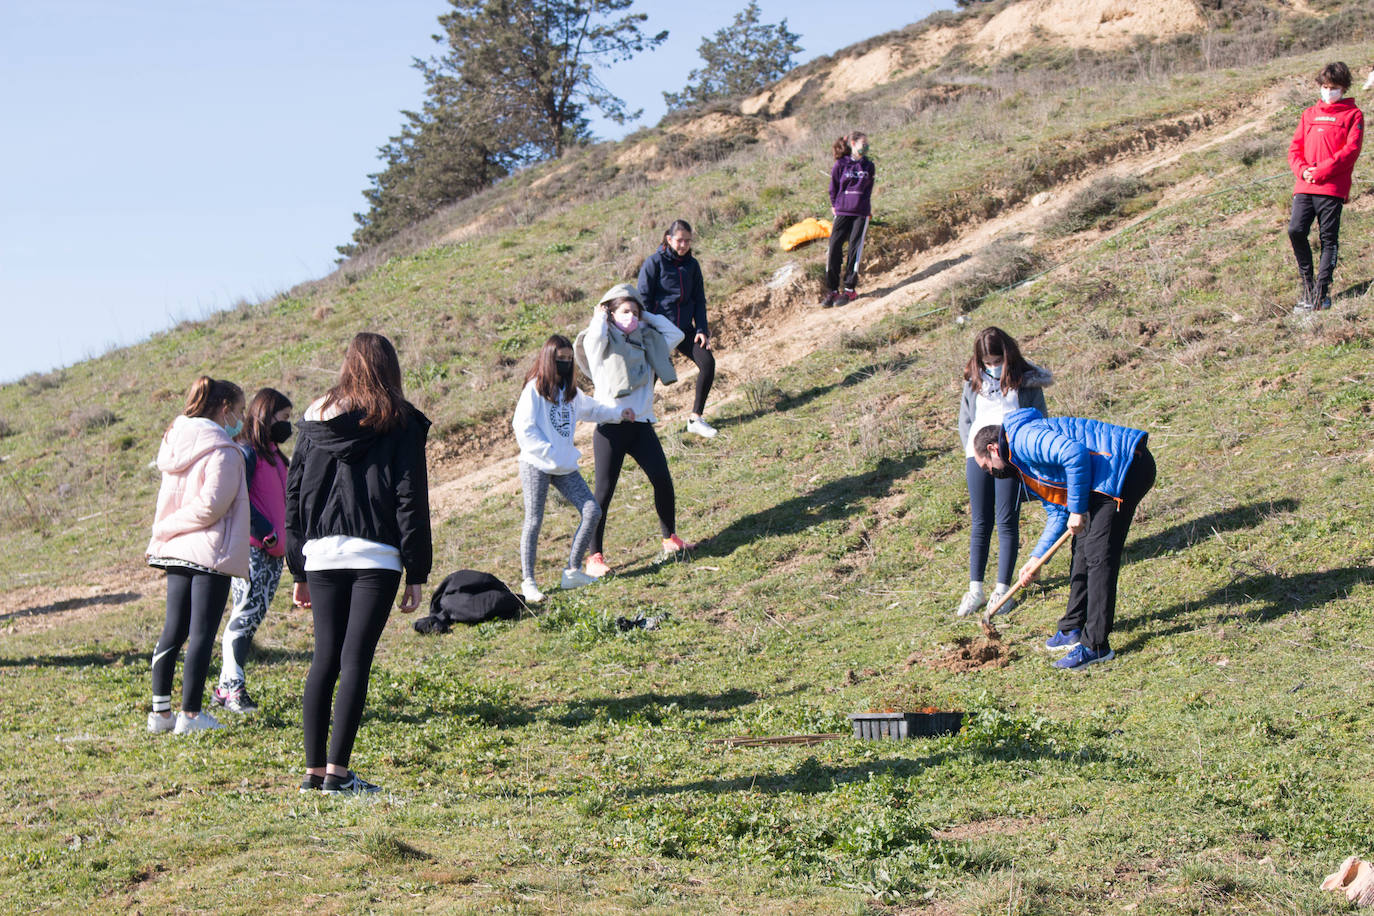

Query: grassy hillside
[[2, 11, 1374, 914]]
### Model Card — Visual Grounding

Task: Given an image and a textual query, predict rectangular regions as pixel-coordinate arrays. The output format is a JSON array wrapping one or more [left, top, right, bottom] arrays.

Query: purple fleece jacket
[[830, 155, 876, 217]]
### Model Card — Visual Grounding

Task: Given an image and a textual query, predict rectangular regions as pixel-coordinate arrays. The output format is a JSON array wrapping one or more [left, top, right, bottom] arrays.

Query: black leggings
[[303, 568, 400, 769], [152, 568, 232, 714], [675, 337, 715, 417], [591, 422, 675, 554], [1288, 193, 1343, 298]]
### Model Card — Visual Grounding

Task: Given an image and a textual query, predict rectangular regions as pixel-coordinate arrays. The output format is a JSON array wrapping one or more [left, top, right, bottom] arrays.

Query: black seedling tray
[[847, 711, 964, 740]]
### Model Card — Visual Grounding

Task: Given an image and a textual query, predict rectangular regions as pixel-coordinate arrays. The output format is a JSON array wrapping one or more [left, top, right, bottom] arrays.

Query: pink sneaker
[[662, 534, 695, 556], [585, 553, 611, 578]]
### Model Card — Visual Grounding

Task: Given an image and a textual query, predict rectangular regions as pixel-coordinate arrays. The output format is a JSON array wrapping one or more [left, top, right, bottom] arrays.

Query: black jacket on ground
[[285, 404, 432, 585], [413, 570, 521, 634]]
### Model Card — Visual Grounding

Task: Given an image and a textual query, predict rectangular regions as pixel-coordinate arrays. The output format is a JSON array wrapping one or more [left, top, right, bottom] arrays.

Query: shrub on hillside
[[1049, 176, 1148, 236], [945, 240, 1043, 312], [69, 407, 117, 434], [0, 419, 13, 439], [1226, 132, 1287, 167]]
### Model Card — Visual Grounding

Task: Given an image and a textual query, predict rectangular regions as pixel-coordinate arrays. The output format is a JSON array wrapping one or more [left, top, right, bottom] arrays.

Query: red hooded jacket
[[1289, 97, 1364, 201]]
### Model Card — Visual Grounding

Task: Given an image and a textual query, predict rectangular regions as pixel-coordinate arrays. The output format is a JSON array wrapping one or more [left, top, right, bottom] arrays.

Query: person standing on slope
[[823, 131, 876, 308], [955, 327, 1053, 620], [577, 284, 693, 577], [638, 219, 719, 439], [286, 333, 432, 795], [972, 409, 1155, 671], [214, 387, 293, 715], [1288, 61, 1364, 312], [513, 334, 633, 604], [145, 376, 250, 735]]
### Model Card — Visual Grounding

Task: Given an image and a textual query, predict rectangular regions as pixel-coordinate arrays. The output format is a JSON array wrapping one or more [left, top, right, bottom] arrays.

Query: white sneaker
[[686, 416, 718, 438], [521, 579, 545, 603], [955, 586, 986, 618], [147, 711, 175, 734], [173, 710, 224, 735], [988, 585, 1017, 615], [560, 568, 597, 590]]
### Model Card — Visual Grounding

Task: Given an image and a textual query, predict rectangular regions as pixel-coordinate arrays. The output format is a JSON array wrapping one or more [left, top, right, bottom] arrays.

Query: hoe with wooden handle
[[979, 529, 1072, 639]]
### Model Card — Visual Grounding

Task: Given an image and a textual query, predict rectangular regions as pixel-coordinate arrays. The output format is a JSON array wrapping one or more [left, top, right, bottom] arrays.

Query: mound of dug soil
[[908, 637, 1016, 673]]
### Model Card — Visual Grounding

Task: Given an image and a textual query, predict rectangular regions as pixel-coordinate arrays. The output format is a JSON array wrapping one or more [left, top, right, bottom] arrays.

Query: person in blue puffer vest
[[638, 219, 717, 439], [971, 408, 1156, 670]]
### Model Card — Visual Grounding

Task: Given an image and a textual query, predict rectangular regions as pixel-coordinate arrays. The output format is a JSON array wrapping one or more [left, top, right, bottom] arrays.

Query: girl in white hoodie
[[513, 334, 632, 602], [145, 376, 250, 735]]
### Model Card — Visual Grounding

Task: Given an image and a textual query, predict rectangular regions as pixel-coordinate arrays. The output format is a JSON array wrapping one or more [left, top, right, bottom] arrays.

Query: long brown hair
[[832, 135, 851, 160], [525, 334, 576, 403], [321, 332, 407, 432], [238, 387, 292, 463], [182, 376, 243, 421], [963, 326, 1029, 395]]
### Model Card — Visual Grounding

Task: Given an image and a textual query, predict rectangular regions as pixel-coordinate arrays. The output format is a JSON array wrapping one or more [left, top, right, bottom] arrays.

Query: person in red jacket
[[1288, 61, 1364, 312]]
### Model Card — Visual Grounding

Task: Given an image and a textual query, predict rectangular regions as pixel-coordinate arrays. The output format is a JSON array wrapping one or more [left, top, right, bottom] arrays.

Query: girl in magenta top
[[214, 387, 293, 715]]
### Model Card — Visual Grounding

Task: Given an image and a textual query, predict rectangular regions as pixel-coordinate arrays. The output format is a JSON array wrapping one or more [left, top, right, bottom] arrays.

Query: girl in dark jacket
[[286, 332, 432, 795], [955, 327, 1052, 618], [637, 219, 718, 438]]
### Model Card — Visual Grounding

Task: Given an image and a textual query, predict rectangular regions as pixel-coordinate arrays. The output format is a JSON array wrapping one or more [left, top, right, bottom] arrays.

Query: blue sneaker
[[1054, 644, 1115, 670], [1044, 629, 1081, 652]]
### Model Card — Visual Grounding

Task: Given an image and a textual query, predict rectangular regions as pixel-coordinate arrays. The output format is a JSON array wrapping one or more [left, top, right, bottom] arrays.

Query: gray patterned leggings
[[519, 461, 602, 581], [219, 547, 283, 691]]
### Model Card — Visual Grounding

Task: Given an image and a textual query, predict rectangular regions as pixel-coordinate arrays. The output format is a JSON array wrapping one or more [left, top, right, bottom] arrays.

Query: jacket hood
[[657, 243, 693, 264], [1022, 364, 1054, 388], [301, 406, 430, 461], [157, 415, 236, 474]]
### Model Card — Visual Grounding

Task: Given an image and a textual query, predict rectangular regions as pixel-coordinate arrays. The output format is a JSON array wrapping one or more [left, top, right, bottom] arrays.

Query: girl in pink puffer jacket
[[145, 376, 249, 736]]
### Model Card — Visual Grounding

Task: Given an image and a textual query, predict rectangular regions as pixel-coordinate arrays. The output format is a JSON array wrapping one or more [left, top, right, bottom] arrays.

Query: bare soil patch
[[910, 637, 1016, 673]]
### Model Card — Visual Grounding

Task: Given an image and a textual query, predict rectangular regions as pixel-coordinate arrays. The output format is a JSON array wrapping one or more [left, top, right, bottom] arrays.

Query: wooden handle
[[981, 528, 1073, 623]]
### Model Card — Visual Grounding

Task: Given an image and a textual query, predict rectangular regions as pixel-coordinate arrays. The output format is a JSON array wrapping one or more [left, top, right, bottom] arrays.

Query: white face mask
[[1321, 87, 1344, 104]]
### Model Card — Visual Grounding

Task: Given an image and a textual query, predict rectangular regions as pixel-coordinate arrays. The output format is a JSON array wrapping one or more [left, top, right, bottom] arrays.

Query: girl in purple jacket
[[214, 387, 293, 715], [823, 131, 876, 308]]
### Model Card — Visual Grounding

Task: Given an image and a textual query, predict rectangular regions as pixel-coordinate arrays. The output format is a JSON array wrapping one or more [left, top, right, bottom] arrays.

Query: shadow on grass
[[1115, 563, 1374, 654], [691, 450, 930, 561], [711, 354, 919, 431], [1337, 279, 1370, 300], [1130, 498, 1299, 560], [544, 688, 760, 728], [625, 738, 1100, 798], [0, 649, 148, 669], [866, 252, 972, 300], [0, 591, 141, 623]]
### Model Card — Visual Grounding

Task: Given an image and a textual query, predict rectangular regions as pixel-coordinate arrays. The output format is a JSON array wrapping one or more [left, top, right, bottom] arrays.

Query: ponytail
[[183, 376, 243, 420]]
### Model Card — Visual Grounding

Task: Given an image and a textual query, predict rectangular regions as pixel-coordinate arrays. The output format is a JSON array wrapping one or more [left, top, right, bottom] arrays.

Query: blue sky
[[0, 0, 951, 382]]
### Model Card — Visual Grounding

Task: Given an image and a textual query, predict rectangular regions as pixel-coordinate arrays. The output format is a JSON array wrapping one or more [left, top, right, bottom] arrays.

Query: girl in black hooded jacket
[[286, 332, 431, 795], [637, 219, 718, 438]]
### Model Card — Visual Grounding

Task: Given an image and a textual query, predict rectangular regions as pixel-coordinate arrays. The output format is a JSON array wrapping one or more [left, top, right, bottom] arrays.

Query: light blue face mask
[[984, 364, 1004, 379], [223, 414, 243, 438]]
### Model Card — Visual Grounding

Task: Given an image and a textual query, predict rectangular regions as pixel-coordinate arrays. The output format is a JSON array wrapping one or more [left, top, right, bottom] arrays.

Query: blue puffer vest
[[1002, 408, 1148, 555]]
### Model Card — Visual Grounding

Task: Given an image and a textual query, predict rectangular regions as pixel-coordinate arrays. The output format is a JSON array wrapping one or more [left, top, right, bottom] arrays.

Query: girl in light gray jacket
[[955, 327, 1052, 618]]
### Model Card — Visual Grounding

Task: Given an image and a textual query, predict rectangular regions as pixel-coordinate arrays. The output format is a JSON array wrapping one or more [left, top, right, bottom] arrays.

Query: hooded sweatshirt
[[285, 403, 432, 585], [579, 308, 683, 423], [1289, 96, 1364, 200], [830, 155, 876, 217], [146, 415, 251, 578], [513, 381, 624, 475]]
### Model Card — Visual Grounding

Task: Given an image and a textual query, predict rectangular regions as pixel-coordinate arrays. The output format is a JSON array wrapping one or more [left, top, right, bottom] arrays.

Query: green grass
[[3, 20, 1374, 915]]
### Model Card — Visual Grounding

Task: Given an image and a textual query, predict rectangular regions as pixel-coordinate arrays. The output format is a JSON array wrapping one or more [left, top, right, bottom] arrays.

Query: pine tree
[[342, 0, 666, 255], [663, 1, 802, 112]]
